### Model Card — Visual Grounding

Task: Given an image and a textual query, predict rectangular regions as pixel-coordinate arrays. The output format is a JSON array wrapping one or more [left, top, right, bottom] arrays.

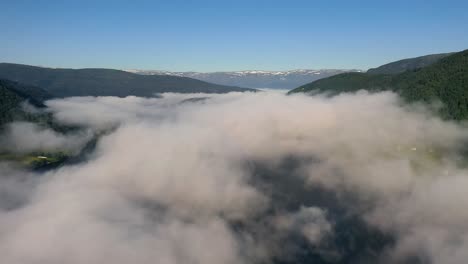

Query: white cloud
[[1, 91, 468, 263]]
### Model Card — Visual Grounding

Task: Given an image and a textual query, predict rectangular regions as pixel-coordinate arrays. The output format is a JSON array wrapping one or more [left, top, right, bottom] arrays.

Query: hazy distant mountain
[[124, 69, 361, 89], [289, 50, 468, 120], [367, 52, 454, 74], [0, 63, 256, 98]]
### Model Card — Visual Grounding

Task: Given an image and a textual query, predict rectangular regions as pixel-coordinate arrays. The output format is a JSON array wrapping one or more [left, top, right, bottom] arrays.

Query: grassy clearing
[[0, 151, 68, 169]]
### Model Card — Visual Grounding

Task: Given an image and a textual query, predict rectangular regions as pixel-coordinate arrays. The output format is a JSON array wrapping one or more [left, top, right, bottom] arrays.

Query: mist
[[1, 91, 468, 263], [0, 122, 92, 154]]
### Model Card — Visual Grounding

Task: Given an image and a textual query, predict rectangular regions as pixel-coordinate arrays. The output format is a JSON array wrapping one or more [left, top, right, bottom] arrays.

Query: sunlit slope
[[289, 50, 468, 120], [367, 52, 454, 74]]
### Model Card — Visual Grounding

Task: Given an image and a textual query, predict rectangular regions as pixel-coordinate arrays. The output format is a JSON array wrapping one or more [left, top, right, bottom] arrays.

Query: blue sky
[[1, 0, 467, 71]]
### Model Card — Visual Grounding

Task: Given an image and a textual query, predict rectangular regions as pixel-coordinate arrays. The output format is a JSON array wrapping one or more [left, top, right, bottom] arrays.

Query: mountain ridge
[[288, 49, 468, 120], [367, 52, 455, 74], [124, 69, 362, 89], [0, 63, 256, 97]]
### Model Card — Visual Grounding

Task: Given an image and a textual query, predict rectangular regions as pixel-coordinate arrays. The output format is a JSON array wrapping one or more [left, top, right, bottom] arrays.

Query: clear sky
[[1, 0, 467, 71]]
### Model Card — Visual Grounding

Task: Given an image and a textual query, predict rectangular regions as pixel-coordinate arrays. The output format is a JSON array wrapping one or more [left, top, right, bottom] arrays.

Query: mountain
[[0, 79, 51, 126], [124, 69, 360, 89], [367, 52, 454, 74], [0, 63, 255, 98], [289, 50, 468, 120]]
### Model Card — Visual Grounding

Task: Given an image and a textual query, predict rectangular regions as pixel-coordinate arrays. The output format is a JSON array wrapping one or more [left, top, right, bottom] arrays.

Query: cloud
[[0, 122, 92, 154], [1, 90, 468, 263], [274, 206, 331, 245]]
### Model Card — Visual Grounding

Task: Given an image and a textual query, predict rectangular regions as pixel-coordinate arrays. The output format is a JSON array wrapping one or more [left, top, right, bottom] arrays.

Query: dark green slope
[[0, 63, 256, 97], [0, 79, 81, 170], [0, 79, 73, 132], [0, 79, 53, 126], [0, 82, 27, 123], [0, 79, 52, 105], [289, 50, 468, 120], [367, 52, 454, 74]]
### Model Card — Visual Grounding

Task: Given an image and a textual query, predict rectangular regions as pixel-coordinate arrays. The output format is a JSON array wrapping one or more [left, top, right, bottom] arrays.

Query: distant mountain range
[[289, 50, 468, 120], [0, 63, 255, 98], [124, 69, 361, 89], [2, 50, 467, 124]]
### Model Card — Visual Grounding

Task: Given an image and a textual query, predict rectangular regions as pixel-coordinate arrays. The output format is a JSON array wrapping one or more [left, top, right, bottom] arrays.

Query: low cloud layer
[[0, 122, 92, 154], [1, 91, 468, 263]]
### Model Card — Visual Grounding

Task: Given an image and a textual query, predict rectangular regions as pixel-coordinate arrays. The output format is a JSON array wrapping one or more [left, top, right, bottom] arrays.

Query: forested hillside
[[367, 52, 454, 74], [0, 79, 69, 132], [0, 63, 256, 97], [0, 79, 50, 126], [289, 50, 468, 120]]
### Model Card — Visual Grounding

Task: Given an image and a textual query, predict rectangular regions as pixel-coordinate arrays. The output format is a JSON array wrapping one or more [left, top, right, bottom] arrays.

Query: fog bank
[[1, 91, 468, 263]]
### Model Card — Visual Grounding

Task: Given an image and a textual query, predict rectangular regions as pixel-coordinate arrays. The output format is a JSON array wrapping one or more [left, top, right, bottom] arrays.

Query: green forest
[[289, 50, 468, 120]]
